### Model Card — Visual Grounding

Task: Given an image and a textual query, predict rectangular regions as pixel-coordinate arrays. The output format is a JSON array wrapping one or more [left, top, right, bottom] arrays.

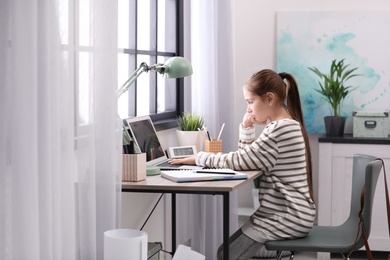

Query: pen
[[205, 127, 211, 141], [217, 123, 225, 140], [199, 127, 209, 140], [193, 169, 236, 175]]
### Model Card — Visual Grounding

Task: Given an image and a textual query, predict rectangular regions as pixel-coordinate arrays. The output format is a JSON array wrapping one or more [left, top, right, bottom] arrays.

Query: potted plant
[[308, 59, 361, 137], [176, 112, 205, 152]]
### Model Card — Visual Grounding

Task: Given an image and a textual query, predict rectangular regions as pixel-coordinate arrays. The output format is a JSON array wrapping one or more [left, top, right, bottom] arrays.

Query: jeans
[[216, 228, 264, 260]]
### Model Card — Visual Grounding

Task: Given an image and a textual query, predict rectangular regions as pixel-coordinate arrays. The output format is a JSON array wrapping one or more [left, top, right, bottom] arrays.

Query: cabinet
[[318, 134, 390, 253]]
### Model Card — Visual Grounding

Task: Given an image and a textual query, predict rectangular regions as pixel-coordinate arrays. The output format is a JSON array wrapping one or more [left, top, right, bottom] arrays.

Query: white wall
[[231, 0, 390, 211], [121, 0, 390, 256]]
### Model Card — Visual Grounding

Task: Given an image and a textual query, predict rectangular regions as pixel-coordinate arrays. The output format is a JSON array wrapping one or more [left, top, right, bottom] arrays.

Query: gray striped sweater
[[195, 119, 316, 240]]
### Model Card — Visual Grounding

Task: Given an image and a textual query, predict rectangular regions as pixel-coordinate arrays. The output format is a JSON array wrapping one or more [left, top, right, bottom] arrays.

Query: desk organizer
[[205, 139, 222, 153], [122, 153, 146, 182]]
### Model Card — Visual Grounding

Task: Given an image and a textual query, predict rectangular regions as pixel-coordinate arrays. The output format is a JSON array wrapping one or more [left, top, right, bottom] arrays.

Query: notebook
[[161, 169, 248, 183], [125, 116, 203, 170]]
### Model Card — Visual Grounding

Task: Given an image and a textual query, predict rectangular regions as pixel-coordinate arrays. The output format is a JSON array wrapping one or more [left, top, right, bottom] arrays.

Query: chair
[[264, 154, 383, 260]]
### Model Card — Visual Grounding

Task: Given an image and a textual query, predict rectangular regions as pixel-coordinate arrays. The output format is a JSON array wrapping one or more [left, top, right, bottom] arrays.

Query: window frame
[[124, 0, 185, 130]]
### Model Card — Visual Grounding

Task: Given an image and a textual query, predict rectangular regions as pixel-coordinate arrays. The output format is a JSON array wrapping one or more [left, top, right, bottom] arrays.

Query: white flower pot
[[176, 130, 205, 152]]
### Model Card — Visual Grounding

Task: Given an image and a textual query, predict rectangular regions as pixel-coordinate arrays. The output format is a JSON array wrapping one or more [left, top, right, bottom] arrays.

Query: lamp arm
[[116, 62, 149, 98], [150, 64, 166, 75]]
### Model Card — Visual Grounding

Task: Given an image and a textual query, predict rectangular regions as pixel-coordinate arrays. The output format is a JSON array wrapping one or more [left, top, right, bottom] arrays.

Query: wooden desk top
[[122, 170, 262, 193]]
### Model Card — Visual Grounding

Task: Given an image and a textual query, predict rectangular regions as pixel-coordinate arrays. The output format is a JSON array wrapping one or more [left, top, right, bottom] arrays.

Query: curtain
[[178, 1, 237, 259], [0, 0, 121, 259]]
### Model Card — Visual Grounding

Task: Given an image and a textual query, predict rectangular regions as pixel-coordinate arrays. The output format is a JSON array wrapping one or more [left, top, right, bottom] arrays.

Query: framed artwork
[[277, 11, 390, 133]]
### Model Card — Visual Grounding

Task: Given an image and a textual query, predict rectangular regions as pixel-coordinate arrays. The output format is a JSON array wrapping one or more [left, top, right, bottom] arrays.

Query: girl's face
[[243, 86, 272, 124]]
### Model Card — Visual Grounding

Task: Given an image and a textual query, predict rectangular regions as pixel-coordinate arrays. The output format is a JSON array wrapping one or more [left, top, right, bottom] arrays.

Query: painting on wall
[[277, 11, 390, 133]]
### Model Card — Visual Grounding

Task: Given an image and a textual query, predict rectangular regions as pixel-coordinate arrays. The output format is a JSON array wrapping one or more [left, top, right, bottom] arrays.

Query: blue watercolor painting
[[277, 11, 390, 133]]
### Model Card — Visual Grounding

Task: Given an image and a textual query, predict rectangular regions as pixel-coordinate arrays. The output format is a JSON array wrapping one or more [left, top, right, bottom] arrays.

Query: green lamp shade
[[163, 57, 193, 78]]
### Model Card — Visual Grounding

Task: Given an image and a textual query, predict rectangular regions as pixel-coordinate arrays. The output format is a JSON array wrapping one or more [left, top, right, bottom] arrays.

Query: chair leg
[[340, 253, 350, 260], [289, 251, 295, 260]]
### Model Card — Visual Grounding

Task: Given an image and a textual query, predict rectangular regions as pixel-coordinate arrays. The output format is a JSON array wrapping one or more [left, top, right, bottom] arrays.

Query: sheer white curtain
[[0, 0, 121, 259], [178, 1, 237, 259]]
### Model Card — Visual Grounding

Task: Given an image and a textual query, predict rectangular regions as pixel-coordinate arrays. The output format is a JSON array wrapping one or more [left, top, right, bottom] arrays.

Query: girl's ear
[[266, 92, 275, 105]]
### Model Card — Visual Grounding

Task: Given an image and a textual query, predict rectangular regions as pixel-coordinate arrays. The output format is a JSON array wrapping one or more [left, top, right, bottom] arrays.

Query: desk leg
[[172, 193, 176, 256], [223, 192, 230, 260]]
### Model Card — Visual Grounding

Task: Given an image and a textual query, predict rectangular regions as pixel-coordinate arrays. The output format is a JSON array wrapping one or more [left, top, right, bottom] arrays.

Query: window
[[60, 0, 184, 130], [118, 0, 184, 124]]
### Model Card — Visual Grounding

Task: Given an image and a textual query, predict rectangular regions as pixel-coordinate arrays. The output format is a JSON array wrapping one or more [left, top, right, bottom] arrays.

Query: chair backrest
[[346, 154, 382, 249], [361, 159, 382, 238], [348, 154, 376, 220]]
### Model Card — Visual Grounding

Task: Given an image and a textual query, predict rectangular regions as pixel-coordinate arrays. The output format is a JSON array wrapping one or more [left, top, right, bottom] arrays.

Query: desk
[[122, 170, 261, 260]]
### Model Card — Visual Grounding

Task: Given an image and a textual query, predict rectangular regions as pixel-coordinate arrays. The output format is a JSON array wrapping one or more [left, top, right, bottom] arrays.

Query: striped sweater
[[196, 119, 316, 240]]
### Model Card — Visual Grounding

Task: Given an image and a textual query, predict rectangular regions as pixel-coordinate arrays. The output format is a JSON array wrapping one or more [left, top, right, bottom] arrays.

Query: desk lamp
[[116, 56, 193, 98], [119, 56, 193, 175]]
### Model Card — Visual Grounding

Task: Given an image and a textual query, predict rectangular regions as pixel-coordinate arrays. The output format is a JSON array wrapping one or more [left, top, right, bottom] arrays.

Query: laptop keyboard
[[157, 161, 183, 168]]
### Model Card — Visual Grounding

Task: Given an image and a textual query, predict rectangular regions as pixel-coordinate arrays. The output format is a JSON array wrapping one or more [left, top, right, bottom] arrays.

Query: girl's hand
[[242, 112, 267, 127], [242, 112, 254, 128], [169, 156, 196, 165]]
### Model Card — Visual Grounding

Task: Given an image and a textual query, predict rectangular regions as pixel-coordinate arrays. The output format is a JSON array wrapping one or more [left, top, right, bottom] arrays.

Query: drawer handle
[[365, 120, 377, 128]]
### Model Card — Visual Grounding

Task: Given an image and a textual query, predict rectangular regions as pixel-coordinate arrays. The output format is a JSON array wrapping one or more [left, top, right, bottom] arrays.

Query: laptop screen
[[125, 116, 167, 164]]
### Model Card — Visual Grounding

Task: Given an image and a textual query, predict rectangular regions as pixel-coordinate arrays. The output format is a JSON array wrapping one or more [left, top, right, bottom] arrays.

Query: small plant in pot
[[177, 112, 205, 131], [308, 59, 361, 137], [176, 112, 205, 151]]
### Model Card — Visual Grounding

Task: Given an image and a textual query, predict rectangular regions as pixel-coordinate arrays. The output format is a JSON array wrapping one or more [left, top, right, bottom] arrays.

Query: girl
[[170, 69, 316, 259]]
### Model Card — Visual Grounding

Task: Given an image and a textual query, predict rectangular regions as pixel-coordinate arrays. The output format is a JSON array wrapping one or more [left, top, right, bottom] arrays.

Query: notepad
[[161, 170, 248, 183]]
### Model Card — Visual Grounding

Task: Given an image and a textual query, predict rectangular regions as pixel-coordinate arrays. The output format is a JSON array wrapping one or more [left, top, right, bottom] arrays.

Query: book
[[161, 169, 248, 183]]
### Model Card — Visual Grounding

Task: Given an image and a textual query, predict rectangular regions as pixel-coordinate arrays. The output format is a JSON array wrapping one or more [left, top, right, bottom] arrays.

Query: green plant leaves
[[308, 59, 361, 117], [177, 112, 205, 131]]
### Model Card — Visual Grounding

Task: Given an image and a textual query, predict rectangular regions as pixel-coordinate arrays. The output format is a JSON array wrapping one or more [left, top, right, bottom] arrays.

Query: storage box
[[352, 111, 389, 138], [122, 153, 146, 182]]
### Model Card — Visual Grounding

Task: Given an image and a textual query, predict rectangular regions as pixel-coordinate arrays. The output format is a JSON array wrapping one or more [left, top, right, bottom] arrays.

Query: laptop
[[124, 116, 203, 170]]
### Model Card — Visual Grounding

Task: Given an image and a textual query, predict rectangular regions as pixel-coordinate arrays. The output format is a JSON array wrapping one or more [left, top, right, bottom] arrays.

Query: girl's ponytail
[[285, 73, 315, 203]]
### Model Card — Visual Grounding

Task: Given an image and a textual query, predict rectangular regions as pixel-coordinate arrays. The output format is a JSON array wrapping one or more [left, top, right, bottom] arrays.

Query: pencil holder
[[204, 139, 223, 153], [122, 153, 146, 182]]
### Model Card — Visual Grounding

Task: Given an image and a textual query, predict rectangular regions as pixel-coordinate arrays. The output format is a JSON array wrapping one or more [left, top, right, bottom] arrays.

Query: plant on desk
[[176, 112, 205, 152], [177, 112, 205, 131]]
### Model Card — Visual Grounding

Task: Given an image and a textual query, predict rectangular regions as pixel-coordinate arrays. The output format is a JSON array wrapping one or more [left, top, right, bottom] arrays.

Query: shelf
[[318, 133, 390, 145]]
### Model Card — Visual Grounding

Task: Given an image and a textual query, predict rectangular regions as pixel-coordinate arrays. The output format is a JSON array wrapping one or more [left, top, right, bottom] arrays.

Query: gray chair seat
[[266, 224, 361, 253]]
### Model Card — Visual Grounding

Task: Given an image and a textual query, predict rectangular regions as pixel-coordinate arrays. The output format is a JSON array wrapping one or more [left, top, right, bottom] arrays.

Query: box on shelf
[[352, 111, 389, 138]]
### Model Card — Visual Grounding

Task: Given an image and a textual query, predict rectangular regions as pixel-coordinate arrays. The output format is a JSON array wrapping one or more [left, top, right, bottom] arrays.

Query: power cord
[[140, 193, 165, 231]]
